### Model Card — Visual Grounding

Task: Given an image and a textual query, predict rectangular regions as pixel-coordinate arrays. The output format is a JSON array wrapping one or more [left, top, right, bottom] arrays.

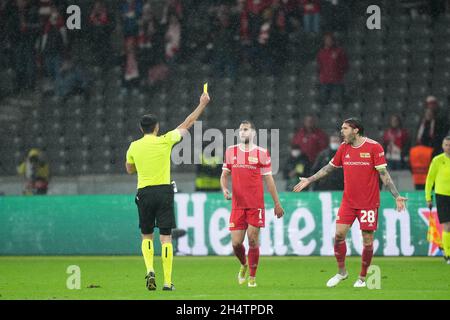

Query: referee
[[425, 136, 450, 264], [126, 91, 210, 291]]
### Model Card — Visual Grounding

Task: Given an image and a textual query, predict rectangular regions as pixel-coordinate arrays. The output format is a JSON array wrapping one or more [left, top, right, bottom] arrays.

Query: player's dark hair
[[140, 114, 158, 133], [240, 120, 256, 131], [343, 117, 365, 136]]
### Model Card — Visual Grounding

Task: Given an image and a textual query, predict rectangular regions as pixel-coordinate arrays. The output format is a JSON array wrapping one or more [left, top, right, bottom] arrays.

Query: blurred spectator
[[311, 133, 344, 190], [210, 3, 239, 78], [280, 0, 301, 34], [416, 97, 449, 157], [9, 0, 40, 92], [284, 145, 311, 191], [121, 0, 143, 39], [17, 148, 50, 195], [317, 32, 348, 105], [291, 114, 328, 164], [240, 0, 273, 43], [382, 114, 410, 170], [38, 0, 52, 25], [56, 58, 90, 101], [88, 0, 113, 68], [240, 0, 273, 71], [255, 5, 287, 74], [300, 0, 321, 34], [195, 147, 222, 192], [123, 37, 140, 88], [138, 1, 164, 83], [40, 5, 68, 85], [409, 144, 433, 190], [162, 0, 183, 22], [164, 14, 181, 64]]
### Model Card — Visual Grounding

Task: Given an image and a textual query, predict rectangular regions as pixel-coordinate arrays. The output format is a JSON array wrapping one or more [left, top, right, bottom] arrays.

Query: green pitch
[[0, 256, 449, 300]]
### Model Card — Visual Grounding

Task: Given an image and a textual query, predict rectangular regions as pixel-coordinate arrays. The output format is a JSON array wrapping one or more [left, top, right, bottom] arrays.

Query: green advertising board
[[0, 192, 441, 256]]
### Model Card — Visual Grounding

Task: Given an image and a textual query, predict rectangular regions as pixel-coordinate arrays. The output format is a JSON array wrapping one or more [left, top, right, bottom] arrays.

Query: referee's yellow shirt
[[425, 153, 450, 201], [126, 129, 182, 189]]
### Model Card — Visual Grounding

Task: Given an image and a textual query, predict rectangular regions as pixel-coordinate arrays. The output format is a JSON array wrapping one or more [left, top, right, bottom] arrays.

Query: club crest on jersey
[[248, 156, 258, 164], [360, 152, 370, 158]]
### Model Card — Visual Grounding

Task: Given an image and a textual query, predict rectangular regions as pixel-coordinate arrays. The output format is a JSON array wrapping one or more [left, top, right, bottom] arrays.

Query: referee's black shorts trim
[[436, 194, 450, 224], [135, 184, 176, 234]]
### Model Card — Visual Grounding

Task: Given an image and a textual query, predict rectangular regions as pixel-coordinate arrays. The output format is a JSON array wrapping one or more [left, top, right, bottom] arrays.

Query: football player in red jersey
[[221, 120, 284, 287], [293, 118, 407, 288]]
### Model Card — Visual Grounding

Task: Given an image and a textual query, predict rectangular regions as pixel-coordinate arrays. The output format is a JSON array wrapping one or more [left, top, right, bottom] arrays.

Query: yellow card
[[203, 83, 208, 94]]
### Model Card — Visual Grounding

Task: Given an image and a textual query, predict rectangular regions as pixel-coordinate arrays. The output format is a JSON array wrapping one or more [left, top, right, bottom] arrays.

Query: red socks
[[334, 238, 347, 270], [233, 244, 247, 266], [248, 247, 260, 277], [360, 244, 374, 277]]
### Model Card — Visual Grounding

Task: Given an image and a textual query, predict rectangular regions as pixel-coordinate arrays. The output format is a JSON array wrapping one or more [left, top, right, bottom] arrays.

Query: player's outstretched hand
[[395, 196, 408, 212], [274, 203, 284, 218], [223, 188, 231, 200], [293, 177, 311, 192], [200, 92, 210, 106], [427, 201, 433, 210]]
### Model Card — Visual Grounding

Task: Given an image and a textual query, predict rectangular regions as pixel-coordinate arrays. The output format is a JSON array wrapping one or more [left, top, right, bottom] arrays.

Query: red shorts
[[229, 208, 265, 231], [336, 204, 379, 231]]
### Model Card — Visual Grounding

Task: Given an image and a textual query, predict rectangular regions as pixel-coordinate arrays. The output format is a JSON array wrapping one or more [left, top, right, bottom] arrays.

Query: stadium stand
[[0, 0, 449, 181]]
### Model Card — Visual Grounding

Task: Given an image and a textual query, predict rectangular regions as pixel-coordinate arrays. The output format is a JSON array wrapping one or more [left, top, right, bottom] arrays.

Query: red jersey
[[317, 46, 349, 84], [330, 137, 387, 209], [223, 144, 272, 209]]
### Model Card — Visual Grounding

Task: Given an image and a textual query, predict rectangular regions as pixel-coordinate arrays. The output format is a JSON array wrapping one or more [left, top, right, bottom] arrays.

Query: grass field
[[0, 256, 449, 300]]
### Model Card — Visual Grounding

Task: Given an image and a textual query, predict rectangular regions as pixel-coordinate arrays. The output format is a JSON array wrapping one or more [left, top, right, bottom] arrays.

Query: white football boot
[[326, 272, 348, 287], [353, 279, 367, 288]]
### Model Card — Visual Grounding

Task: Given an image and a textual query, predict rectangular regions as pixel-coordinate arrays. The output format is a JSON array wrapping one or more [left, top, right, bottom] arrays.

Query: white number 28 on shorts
[[360, 210, 376, 223]]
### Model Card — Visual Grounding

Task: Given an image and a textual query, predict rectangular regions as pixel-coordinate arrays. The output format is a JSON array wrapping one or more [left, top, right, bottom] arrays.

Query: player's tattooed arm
[[378, 167, 408, 212], [293, 163, 336, 192], [377, 167, 400, 198], [309, 163, 336, 182]]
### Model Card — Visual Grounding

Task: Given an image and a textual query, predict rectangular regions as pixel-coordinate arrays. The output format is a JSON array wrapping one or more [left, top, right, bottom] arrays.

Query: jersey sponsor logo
[[232, 164, 258, 169], [248, 156, 258, 164], [343, 161, 371, 166], [360, 152, 371, 158]]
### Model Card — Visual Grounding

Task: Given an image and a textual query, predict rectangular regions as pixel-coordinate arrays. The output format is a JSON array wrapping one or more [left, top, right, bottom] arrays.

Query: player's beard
[[344, 133, 355, 145], [240, 137, 250, 145]]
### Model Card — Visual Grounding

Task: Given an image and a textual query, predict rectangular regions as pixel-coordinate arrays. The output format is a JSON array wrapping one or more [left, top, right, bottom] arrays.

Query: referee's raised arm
[[176, 92, 210, 136]]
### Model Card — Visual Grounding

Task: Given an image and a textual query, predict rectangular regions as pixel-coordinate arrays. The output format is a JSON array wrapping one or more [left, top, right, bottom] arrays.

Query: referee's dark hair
[[343, 117, 365, 136], [241, 120, 256, 131], [140, 114, 158, 134]]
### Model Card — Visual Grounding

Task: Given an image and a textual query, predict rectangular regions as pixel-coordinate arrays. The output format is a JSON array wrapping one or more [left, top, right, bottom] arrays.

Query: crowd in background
[[1, 0, 449, 192], [0, 0, 354, 98]]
